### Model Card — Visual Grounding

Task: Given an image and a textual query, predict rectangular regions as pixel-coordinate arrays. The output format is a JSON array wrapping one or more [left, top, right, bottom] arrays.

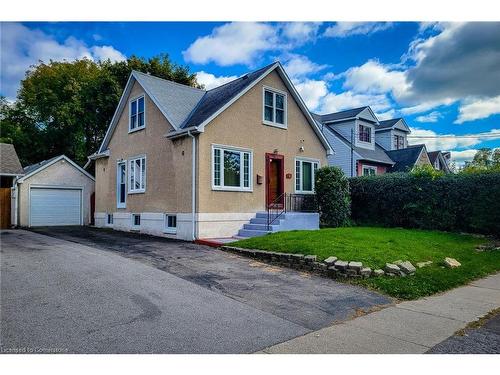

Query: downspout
[[187, 130, 196, 241]]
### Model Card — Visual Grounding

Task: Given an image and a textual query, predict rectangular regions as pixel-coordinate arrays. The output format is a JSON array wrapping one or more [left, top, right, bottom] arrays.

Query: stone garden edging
[[220, 246, 417, 279]]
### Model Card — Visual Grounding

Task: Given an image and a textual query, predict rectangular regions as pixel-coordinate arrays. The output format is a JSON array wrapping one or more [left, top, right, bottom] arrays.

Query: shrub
[[315, 166, 351, 227], [349, 172, 500, 235]]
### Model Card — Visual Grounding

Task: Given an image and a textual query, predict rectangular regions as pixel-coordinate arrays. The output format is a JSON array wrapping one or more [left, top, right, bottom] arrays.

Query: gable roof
[[427, 151, 441, 165], [376, 118, 411, 133], [181, 63, 275, 129], [19, 155, 95, 182], [134, 71, 205, 129], [313, 106, 378, 124], [324, 126, 394, 165], [385, 144, 427, 172], [98, 61, 333, 155], [0, 143, 24, 176]]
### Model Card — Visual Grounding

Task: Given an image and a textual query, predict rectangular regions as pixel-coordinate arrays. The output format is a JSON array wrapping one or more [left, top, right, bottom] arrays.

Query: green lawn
[[234, 227, 500, 300]]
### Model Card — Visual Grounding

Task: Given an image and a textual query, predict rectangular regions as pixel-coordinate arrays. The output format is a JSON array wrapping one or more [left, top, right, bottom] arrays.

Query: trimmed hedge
[[349, 172, 500, 235], [315, 166, 351, 227]]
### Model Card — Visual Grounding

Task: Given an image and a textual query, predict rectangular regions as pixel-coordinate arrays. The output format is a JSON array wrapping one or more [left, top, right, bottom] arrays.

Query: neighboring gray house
[[428, 151, 452, 173], [315, 107, 450, 176], [314, 107, 394, 177]]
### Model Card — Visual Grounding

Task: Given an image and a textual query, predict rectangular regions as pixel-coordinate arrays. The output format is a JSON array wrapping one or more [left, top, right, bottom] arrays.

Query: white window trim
[[262, 86, 288, 129], [131, 213, 141, 229], [106, 213, 114, 226], [116, 160, 127, 208], [357, 123, 373, 145], [164, 213, 177, 234], [128, 94, 146, 133], [128, 155, 146, 194], [362, 165, 377, 176], [211, 144, 253, 192], [295, 157, 320, 194]]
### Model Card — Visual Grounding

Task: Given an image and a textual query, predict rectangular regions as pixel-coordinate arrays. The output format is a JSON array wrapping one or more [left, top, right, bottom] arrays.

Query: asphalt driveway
[[1, 227, 391, 353]]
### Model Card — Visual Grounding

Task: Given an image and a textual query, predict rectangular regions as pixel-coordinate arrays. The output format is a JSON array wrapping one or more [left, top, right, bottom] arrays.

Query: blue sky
[[1, 21, 499, 165]]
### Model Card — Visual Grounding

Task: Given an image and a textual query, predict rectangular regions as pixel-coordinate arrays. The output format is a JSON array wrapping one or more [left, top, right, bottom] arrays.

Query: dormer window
[[394, 135, 405, 150], [129, 96, 145, 132], [263, 87, 287, 128], [358, 124, 371, 143]]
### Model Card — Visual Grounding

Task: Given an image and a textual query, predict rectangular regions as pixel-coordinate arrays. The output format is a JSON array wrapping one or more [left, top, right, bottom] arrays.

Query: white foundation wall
[[94, 211, 256, 240]]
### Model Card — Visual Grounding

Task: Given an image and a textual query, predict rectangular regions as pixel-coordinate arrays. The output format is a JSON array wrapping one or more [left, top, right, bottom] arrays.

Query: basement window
[[164, 214, 177, 234], [131, 214, 141, 229], [107, 213, 113, 225]]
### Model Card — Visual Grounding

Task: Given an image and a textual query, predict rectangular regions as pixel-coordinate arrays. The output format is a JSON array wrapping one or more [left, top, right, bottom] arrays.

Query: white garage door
[[30, 188, 82, 226]]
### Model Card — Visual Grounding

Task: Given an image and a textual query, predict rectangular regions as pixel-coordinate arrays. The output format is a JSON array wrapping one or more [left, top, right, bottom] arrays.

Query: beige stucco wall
[[17, 159, 95, 226], [94, 81, 193, 215], [197, 70, 328, 213]]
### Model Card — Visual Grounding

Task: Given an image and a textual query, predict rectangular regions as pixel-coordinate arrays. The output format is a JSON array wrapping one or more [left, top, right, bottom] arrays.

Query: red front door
[[266, 153, 284, 208]]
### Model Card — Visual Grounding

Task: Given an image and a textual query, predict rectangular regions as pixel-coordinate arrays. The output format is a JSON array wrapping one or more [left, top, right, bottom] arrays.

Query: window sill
[[263, 120, 287, 130], [128, 190, 145, 195], [212, 187, 253, 193], [128, 126, 146, 134]]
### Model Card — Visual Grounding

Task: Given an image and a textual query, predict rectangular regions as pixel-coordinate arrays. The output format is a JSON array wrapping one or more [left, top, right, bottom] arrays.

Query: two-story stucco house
[[89, 62, 332, 241]]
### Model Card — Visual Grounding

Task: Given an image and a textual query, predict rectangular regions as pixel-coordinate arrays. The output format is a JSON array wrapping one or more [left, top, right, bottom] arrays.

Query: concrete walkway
[[259, 272, 500, 354]]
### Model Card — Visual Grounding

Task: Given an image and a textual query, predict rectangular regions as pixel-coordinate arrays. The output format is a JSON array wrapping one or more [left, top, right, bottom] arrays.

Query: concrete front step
[[237, 229, 272, 238], [250, 217, 283, 225], [243, 223, 280, 231], [255, 212, 286, 220]]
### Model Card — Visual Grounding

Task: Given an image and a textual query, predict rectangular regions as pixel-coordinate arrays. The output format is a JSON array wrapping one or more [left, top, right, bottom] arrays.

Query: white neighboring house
[[13, 155, 95, 227]]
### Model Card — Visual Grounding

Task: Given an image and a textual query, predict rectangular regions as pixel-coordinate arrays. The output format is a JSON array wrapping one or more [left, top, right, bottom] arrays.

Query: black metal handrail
[[267, 193, 318, 230]]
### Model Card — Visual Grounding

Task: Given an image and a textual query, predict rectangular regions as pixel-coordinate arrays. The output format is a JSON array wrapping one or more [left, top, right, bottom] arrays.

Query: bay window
[[212, 145, 252, 191], [295, 158, 319, 194]]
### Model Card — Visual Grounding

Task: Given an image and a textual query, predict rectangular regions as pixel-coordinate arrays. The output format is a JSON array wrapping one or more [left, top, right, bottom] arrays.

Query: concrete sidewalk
[[259, 273, 500, 354]]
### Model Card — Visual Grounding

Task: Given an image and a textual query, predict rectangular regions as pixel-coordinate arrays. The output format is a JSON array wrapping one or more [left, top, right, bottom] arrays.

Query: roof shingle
[[0, 143, 24, 175], [385, 144, 426, 172]]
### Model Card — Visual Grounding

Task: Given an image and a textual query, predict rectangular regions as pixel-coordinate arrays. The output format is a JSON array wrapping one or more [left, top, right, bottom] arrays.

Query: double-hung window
[[212, 145, 252, 191], [263, 87, 287, 128], [362, 166, 377, 176], [129, 156, 146, 193], [129, 96, 145, 132], [358, 124, 371, 143], [295, 158, 319, 194], [394, 135, 405, 150]]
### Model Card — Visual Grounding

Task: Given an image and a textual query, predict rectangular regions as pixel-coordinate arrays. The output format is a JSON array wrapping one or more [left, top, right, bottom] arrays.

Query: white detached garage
[[13, 155, 95, 227]]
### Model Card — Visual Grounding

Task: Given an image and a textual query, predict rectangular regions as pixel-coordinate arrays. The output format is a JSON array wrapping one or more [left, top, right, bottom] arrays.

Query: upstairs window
[[394, 135, 405, 150], [358, 124, 371, 143], [212, 145, 252, 191], [129, 156, 146, 193], [263, 88, 287, 128], [129, 96, 145, 132], [295, 158, 319, 194]]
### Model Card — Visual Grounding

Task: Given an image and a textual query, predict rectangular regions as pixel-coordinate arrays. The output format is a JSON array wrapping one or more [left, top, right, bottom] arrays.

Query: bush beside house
[[349, 171, 500, 235], [315, 166, 351, 227]]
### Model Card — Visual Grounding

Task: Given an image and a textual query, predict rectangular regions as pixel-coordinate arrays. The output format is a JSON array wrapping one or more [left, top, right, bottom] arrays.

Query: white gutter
[[187, 130, 196, 241]]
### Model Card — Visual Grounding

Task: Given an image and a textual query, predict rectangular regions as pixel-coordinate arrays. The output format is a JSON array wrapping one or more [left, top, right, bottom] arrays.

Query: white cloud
[[0, 23, 126, 99], [294, 79, 328, 111], [408, 127, 500, 151], [324, 22, 393, 38], [182, 22, 277, 66], [343, 60, 410, 99], [319, 91, 391, 114], [376, 109, 398, 121], [195, 71, 238, 90], [451, 149, 479, 165], [415, 111, 442, 123], [283, 54, 327, 80], [281, 22, 321, 45], [455, 96, 500, 124]]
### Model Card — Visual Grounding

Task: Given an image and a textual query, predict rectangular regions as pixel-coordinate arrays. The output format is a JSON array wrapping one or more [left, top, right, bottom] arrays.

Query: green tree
[[1, 54, 200, 166], [461, 148, 500, 173]]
